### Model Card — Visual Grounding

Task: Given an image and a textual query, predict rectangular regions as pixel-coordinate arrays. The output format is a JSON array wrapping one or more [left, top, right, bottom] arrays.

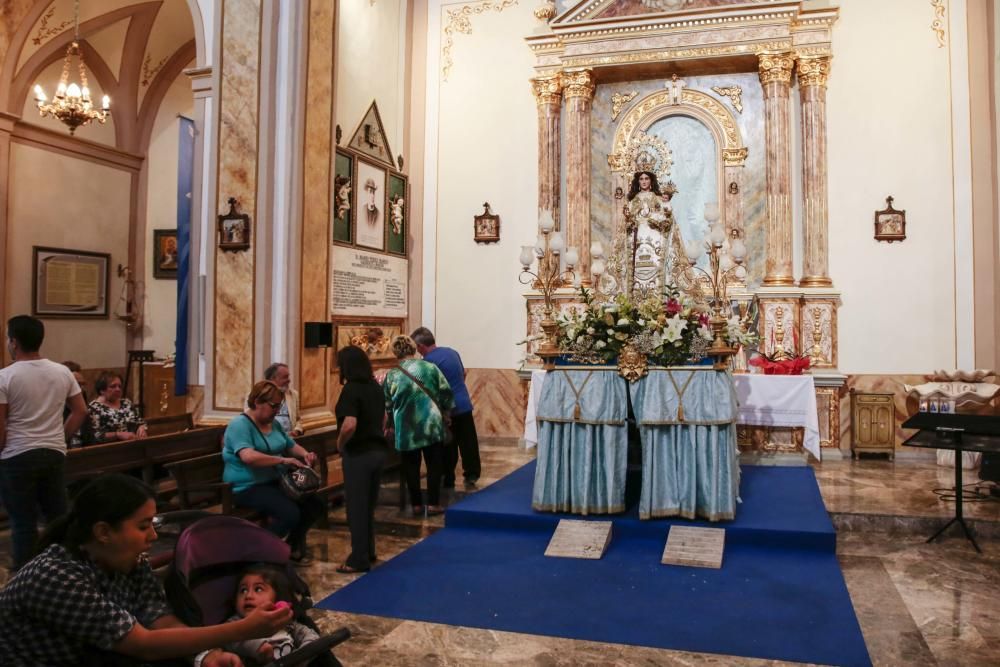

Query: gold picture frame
[[874, 196, 905, 243], [32, 246, 110, 318]]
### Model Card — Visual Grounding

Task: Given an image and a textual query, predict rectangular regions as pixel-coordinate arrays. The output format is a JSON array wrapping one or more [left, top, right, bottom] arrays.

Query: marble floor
[[1, 440, 998, 665]]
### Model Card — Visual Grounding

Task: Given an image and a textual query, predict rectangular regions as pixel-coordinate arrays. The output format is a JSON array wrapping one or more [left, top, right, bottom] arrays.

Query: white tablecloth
[[523, 371, 821, 460]]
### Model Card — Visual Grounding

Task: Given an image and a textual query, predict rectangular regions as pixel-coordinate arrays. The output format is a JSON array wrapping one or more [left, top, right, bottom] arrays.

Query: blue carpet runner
[[318, 462, 871, 666]]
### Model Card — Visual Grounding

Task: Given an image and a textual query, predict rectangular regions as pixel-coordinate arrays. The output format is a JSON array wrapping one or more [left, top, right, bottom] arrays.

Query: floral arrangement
[[748, 352, 811, 375], [554, 286, 756, 367]]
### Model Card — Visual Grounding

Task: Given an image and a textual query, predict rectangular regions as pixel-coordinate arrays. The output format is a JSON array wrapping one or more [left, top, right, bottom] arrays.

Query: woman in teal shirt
[[222, 380, 322, 563]]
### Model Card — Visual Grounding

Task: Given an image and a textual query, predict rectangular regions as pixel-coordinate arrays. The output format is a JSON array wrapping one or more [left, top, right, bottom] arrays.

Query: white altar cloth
[[523, 371, 821, 460]]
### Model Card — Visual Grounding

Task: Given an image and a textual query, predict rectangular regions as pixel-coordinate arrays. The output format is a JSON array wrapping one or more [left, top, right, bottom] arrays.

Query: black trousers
[[341, 447, 386, 569], [443, 411, 481, 484], [0, 448, 68, 569], [233, 481, 327, 551], [401, 442, 444, 507]]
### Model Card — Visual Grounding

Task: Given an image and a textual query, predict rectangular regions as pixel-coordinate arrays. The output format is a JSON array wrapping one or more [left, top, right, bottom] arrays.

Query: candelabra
[[520, 212, 578, 362], [683, 203, 747, 369]]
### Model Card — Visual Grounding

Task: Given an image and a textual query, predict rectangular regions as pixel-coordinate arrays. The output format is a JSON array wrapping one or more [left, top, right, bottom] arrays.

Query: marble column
[[797, 55, 832, 288], [562, 68, 595, 284], [530, 73, 563, 285], [758, 52, 795, 287]]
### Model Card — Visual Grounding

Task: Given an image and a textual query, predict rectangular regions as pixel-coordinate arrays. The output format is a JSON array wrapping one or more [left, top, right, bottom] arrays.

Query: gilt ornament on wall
[[711, 85, 743, 114], [610, 91, 638, 120]]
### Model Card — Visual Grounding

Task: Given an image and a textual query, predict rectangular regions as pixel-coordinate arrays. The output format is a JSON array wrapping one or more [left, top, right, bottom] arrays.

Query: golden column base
[[799, 276, 833, 288], [762, 275, 796, 287]]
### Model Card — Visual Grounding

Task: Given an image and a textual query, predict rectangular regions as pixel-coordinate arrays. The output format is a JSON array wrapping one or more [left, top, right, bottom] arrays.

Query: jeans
[[233, 481, 327, 551], [0, 448, 68, 569]]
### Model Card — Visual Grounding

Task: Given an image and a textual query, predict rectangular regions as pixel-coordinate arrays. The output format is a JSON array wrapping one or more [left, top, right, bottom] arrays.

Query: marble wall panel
[[466, 369, 529, 438], [213, 0, 261, 411], [299, 0, 335, 410]]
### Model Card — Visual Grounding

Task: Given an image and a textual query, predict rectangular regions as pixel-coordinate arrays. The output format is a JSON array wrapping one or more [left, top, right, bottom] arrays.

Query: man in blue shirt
[[411, 327, 481, 488]]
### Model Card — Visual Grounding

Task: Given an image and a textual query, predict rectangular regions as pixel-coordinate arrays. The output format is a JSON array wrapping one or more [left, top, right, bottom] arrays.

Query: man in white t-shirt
[[0, 315, 87, 569]]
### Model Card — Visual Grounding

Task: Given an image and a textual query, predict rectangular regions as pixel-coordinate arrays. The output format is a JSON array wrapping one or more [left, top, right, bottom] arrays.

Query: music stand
[[902, 411, 1000, 553]]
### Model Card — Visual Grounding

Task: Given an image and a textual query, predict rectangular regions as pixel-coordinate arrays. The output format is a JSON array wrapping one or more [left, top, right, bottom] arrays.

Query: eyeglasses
[[267, 401, 282, 410]]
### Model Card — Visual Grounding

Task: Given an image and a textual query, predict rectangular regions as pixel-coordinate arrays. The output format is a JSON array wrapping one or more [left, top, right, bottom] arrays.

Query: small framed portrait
[[153, 230, 179, 279], [874, 196, 906, 243], [333, 318, 403, 369], [473, 202, 500, 244], [387, 173, 407, 256], [218, 197, 251, 252], [32, 246, 110, 318], [355, 158, 386, 251], [333, 150, 353, 245]]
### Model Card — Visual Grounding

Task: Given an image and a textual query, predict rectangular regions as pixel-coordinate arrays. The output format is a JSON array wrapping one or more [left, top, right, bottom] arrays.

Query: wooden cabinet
[[850, 390, 895, 459], [142, 362, 187, 418]]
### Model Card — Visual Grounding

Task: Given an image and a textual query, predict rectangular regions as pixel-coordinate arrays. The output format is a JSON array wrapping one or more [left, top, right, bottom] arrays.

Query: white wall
[[427, 0, 538, 369], [142, 71, 195, 358]]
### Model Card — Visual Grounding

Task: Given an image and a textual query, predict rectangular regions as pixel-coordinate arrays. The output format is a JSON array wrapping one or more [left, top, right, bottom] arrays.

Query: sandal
[[336, 564, 369, 574]]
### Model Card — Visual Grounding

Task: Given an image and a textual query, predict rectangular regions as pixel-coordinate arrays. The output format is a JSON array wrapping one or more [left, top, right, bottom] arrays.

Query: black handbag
[[396, 363, 453, 444], [242, 414, 320, 500]]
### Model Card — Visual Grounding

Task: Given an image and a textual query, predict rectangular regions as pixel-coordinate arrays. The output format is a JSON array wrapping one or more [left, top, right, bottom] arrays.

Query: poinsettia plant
[[748, 351, 811, 375]]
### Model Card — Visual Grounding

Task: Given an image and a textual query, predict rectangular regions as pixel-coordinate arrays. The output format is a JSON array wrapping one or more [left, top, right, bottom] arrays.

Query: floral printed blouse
[[87, 398, 146, 443], [383, 358, 454, 452]]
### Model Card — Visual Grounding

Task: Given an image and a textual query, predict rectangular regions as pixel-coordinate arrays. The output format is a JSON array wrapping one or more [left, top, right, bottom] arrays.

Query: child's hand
[[242, 603, 293, 638], [256, 642, 274, 662]]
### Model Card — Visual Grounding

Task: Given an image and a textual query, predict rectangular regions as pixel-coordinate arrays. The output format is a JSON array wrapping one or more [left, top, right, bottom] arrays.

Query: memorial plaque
[[661, 526, 725, 569], [544, 519, 613, 559]]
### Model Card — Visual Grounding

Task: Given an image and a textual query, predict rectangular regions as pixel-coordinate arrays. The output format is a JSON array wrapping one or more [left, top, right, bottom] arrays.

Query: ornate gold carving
[[722, 147, 748, 166], [442, 0, 519, 82], [531, 73, 563, 105], [796, 55, 831, 88], [561, 41, 793, 68], [561, 68, 595, 99], [534, 0, 557, 21], [607, 130, 673, 181], [711, 86, 743, 113], [617, 344, 649, 383], [809, 306, 825, 365], [611, 91, 638, 120], [773, 305, 788, 359], [757, 51, 795, 86], [32, 6, 72, 46], [931, 0, 946, 47]]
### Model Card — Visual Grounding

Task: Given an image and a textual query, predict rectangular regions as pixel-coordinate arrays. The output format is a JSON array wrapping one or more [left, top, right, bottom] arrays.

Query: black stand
[[124, 350, 155, 418], [925, 427, 981, 553]]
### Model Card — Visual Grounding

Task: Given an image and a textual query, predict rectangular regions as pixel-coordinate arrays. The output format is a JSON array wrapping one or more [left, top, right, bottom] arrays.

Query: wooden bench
[[145, 413, 196, 437]]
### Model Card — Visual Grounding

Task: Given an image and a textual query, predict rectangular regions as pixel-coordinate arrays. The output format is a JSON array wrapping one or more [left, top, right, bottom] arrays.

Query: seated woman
[[88, 371, 147, 443], [222, 380, 323, 563], [383, 335, 454, 516], [0, 473, 293, 667]]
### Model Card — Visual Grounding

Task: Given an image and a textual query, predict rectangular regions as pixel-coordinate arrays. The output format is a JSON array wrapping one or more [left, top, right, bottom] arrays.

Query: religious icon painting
[[333, 150, 353, 245], [217, 197, 251, 252], [473, 202, 500, 244], [874, 196, 906, 243], [387, 173, 407, 256], [355, 158, 386, 251], [153, 230, 178, 279]]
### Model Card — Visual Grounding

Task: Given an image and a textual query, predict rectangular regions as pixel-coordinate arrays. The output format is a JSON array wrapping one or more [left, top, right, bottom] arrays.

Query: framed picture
[[333, 318, 403, 368], [333, 150, 353, 245], [153, 230, 178, 279], [474, 202, 500, 244], [218, 197, 251, 252], [387, 173, 407, 256], [874, 196, 905, 243], [32, 246, 110, 318], [355, 158, 386, 251]]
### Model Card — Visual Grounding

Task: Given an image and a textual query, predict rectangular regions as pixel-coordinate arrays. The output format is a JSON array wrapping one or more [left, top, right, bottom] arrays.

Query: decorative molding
[[710, 85, 743, 114], [530, 73, 563, 105], [722, 147, 748, 166], [559, 41, 793, 68], [796, 55, 831, 88], [534, 0, 556, 22], [141, 52, 169, 87], [442, 0, 519, 82], [31, 6, 72, 46], [561, 68, 595, 100], [931, 0, 946, 48], [757, 51, 795, 86], [610, 90, 638, 120]]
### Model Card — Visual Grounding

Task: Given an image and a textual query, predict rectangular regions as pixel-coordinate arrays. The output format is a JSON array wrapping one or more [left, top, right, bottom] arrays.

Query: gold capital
[[530, 74, 563, 106], [722, 147, 749, 166], [797, 55, 831, 88], [757, 51, 794, 86], [561, 69, 596, 100]]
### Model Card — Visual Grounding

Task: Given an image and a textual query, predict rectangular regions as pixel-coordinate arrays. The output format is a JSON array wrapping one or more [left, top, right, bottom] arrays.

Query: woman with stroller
[[334, 345, 388, 573], [383, 335, 454, 516], [223, 380, 324, 564], [0, 473, 293, 666]]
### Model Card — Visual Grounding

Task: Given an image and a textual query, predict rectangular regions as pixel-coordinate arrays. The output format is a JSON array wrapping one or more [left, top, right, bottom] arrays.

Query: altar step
[[830, 511, 1000, 540]]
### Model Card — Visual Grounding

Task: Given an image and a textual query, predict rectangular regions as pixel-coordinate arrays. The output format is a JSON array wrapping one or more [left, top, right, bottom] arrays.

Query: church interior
[[1, 0, 1000, 664]]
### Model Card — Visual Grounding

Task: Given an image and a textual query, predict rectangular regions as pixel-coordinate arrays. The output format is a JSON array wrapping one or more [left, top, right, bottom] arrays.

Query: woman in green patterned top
[[384, 335, 455, 516]]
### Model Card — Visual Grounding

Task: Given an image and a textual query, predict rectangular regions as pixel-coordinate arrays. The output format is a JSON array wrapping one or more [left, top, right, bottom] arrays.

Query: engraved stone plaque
[[661, 525, 725, 569], [544, 519, 613, 559]]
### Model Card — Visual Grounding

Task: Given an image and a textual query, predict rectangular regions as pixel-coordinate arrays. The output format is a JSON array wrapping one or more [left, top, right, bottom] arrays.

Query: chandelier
[[33, 0, 110, 135]]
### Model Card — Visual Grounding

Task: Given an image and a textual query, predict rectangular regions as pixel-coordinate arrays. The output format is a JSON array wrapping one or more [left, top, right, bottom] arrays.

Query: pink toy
[[274, 601, 291, 611]]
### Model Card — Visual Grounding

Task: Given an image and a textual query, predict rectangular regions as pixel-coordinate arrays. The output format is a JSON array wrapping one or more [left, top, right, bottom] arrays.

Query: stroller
[[164, 515, 350, 667]]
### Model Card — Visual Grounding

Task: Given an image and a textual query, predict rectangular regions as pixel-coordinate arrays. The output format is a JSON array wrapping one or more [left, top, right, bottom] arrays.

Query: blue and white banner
[[175, 116, 194, 395]]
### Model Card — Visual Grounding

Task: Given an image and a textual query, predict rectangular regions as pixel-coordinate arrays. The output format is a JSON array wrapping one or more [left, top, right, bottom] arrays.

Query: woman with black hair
[[333, 345, 388, 574], [88, 371, 148, 443], [0, 473, 292, 666]]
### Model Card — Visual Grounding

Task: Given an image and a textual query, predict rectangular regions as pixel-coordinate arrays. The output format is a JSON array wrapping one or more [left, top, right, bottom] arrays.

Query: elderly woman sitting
[[88, 371, 147, 443], [383, 335, 454, 516]]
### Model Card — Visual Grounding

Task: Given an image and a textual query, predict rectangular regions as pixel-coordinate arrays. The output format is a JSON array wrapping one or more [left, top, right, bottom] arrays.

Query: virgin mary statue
[[622, 170, 685, 297]]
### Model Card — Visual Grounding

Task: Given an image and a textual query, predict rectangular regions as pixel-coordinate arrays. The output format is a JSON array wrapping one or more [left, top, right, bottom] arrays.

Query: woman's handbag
[[242, 414, 321, 500], [396, 364, 453, 444]]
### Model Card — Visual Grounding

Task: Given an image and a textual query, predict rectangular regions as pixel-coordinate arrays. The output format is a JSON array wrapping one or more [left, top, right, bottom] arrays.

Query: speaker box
[[304, 321, 333, 348]]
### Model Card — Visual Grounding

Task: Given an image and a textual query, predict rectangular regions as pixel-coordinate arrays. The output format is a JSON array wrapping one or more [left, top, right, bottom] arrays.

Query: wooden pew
[[145, 413, 196, 436]]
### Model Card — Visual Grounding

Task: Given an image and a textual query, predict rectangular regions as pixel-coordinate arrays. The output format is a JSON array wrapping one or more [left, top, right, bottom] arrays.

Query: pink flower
[[698, 313, 710, 326], [665, 299, 682, 316]]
